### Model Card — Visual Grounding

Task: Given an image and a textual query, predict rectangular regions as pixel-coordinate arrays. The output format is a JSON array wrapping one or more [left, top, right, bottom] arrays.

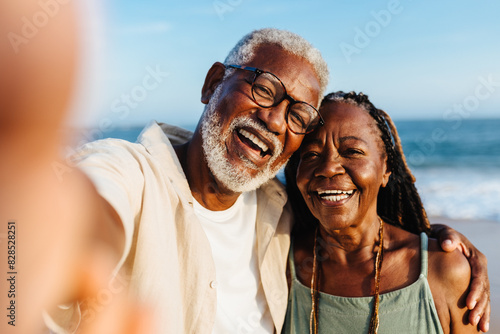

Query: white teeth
[[317, 189, 354, 202], [239, 129, 269, 153], [317, 189, 354, 196], [322, 194, 349, 202]]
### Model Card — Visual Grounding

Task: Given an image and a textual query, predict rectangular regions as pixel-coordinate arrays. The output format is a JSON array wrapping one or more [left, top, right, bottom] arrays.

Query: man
[[55, 29, 328, 334], [48, 29, 489, 333]]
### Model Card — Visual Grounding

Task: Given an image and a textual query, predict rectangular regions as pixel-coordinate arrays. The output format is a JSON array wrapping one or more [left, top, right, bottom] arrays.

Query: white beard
[[201, 84, 286, 193]]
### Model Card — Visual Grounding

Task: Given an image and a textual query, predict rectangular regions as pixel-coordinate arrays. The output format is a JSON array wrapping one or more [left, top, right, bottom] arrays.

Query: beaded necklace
[[309, 218, 384, 334]]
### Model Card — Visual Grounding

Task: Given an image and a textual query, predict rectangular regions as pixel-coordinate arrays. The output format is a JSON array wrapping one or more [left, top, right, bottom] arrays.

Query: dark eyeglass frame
[[226, 64, 324, 135]]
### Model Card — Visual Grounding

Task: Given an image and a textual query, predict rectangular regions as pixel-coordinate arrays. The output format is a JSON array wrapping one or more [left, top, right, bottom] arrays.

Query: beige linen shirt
[[51, 121, 292, 333]]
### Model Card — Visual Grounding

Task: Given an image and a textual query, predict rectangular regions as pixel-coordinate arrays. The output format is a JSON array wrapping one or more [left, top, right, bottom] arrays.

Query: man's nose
[[256, 101, 288, 135]]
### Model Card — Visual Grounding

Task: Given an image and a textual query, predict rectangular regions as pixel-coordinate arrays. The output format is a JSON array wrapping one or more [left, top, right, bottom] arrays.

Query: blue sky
[[73, 0, 500, 128]]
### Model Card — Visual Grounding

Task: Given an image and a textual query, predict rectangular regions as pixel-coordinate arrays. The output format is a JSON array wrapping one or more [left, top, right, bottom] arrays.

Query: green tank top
[[283, 233, 444, 334]]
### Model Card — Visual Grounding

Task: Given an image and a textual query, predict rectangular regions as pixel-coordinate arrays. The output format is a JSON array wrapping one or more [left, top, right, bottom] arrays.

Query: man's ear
[[201, 62, 226, 105]]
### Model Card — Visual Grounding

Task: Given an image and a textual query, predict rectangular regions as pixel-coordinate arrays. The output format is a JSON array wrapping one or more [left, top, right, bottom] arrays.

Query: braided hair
[[285, 91, 430, 235]]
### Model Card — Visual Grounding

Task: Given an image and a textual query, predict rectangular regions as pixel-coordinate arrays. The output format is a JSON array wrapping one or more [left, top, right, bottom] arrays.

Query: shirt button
[[209, 280, 218, 289]]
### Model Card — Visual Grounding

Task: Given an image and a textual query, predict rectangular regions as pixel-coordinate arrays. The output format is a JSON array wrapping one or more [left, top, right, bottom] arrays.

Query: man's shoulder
[[137, 121, 192, 147], [256, 176, 289, 212], [75, 136, 146, 159], [258, 176, 286, 194], [70, 124, 167, 173], [153, 122, 193, 145], [74, 121, 190, 160]]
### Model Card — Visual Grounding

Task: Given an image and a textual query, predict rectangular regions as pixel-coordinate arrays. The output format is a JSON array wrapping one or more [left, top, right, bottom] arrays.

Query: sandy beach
[[431, 217, 499, 332]]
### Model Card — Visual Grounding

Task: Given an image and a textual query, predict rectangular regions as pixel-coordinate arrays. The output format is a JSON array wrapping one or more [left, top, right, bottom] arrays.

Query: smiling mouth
[[237, 129, 271, 158], [317, 189, 355, 202]]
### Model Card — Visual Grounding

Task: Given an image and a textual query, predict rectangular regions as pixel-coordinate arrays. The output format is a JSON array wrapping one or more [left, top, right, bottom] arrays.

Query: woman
[[283, 91, 479, 333]]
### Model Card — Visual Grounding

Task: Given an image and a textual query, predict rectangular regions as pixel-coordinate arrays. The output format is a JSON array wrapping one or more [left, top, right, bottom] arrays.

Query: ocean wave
[[413, 167, 500, 222]]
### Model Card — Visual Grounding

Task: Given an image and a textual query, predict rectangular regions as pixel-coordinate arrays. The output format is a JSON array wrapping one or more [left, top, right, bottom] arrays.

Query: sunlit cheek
[[356, 164, 384, 199], [284, 132, 305, 155]]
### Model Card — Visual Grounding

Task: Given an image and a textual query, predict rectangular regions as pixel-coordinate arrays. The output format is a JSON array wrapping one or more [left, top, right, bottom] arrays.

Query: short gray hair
[[224, 28, 329, 102]]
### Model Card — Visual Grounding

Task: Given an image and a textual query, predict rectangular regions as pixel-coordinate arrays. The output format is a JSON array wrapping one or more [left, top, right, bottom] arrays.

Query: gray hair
[[224, 28, 329, 101]]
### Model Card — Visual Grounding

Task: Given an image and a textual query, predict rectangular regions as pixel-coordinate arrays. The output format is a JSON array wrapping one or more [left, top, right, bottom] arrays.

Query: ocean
[[396, 119, 500, 222], [91, 118, 500, 223]]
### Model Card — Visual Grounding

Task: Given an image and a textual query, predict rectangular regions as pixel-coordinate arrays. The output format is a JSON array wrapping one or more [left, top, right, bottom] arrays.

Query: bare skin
[[0, 1, 143, 333], [294, 224, 476, 333], [433, 224, 490, 330], [175, 44, 321, 211], [293, 101, 480, 332], [0, 4, 489, 330]]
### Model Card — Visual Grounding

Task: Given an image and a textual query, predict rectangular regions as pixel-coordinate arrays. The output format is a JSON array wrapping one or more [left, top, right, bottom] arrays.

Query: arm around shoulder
[[428, 239, 481, 333]]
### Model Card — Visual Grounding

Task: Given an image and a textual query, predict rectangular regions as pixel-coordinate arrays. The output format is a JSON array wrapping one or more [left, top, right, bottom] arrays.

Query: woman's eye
[[300, 151, 319, 162], [343, 148, 364, 156]]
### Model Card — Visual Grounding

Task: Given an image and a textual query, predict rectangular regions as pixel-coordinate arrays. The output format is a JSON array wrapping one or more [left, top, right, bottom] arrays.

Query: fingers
[[466, 248, 490, 331], [469, 293, 490, 332], [431, 223, 470, 255], [78, 274, 154, 334], [477, 302, 491, 332], [468, 248, 489, 308], [431, 223, 491, 331], [80, 298, 154, 334], [441, 238, 457, 253]]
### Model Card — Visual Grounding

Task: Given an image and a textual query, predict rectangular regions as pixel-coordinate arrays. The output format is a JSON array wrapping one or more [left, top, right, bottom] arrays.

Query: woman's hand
[[431, 224, 490, 332]]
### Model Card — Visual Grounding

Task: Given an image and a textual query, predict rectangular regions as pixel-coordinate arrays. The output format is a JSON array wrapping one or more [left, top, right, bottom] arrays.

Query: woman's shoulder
[[427, 237, 475, 332], [427, 237, 471, 287], [386, 226, 471, 285]]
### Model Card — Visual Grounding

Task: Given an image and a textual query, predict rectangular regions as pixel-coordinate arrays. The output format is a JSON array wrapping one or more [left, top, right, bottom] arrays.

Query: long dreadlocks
[[285, 91, 430, 235]]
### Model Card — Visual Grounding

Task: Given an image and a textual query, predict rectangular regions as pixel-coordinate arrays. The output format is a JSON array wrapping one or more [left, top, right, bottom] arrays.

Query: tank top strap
[[420, 232, 429, 277], [289, 239, 297, 279]]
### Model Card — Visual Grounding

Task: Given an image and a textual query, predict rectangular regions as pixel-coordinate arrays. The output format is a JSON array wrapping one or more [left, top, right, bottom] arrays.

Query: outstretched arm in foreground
[[0, 1, 148, 332]]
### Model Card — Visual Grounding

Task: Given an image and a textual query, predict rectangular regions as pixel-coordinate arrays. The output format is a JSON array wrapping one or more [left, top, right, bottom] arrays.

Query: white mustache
[[228, 117, 283, 160]]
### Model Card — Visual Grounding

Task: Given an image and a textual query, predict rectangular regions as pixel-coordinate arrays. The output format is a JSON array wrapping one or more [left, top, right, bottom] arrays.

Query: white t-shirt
[[193, 190, 274, 334]]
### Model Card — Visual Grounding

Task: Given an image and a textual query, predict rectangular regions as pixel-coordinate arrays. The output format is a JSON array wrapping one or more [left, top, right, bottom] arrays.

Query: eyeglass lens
[[252, 72, 318, 134]]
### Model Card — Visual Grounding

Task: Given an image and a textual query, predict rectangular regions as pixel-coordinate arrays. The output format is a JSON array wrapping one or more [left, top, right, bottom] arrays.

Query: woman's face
[[296, 101, 391, 231]]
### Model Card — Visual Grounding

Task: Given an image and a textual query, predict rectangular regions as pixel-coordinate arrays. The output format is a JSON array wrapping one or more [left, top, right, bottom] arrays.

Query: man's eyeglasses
[[226, 65, 324, 135]]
